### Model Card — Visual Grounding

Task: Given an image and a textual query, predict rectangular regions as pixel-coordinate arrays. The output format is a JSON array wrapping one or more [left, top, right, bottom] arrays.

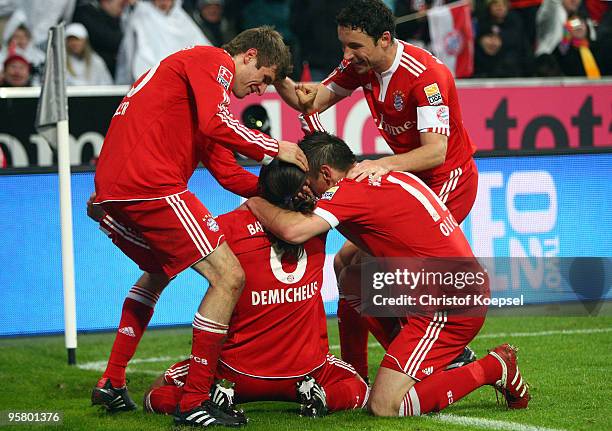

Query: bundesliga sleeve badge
[[216, 65, 233, 92]]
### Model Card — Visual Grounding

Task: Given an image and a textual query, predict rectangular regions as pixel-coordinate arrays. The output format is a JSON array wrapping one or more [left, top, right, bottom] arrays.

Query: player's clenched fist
[[277, 140, 309, 172], [295, 83, 318, 114]]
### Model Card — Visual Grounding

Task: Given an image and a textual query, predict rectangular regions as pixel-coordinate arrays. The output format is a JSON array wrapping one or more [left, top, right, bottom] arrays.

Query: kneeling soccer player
[[246, 132, 531, 417], [144, 160, 368, 421]]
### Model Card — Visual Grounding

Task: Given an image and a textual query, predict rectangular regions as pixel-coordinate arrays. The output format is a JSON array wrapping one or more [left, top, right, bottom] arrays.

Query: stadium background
[[0, 81, 610, 337]]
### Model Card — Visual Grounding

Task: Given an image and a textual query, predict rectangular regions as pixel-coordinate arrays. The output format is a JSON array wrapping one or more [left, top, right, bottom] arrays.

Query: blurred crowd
[[0, 0, 610, 88]]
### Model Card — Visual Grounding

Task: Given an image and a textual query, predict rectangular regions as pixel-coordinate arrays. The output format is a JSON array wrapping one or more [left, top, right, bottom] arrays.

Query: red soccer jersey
[[216, 209, 329, 378], [95, 46, 278, 202], [322, 40, 476, 181], [313, 171, 473, 258]]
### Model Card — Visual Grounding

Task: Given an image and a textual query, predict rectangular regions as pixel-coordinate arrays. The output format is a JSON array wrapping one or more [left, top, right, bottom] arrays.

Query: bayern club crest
[[393, 90, 405, 112]]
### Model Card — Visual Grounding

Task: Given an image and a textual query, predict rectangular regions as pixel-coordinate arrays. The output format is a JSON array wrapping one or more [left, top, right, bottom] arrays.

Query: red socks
[[399, 355, 502, 416], [146, 385, 182, 414], [324, 375, 369, 412], [103, 285, 159, 387], [337, 298, 369, 379], [178, 313, 228, 412]]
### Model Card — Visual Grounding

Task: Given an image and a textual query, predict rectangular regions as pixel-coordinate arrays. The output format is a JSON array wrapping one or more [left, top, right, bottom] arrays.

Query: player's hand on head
[[295, 83, 318, 114], [86, 192, 106, 222], [276, 140, 309, 172], [347, 159, 390, 182], [297, 182, 316, 201]]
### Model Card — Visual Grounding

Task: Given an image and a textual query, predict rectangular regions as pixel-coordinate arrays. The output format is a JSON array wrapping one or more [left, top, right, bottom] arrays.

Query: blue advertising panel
[[0, 153, 610, 336]]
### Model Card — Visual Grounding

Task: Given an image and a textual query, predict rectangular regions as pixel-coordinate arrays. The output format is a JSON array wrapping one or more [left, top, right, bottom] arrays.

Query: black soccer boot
[[174, 399, 246, 427], [296, 376, 328, 418], [91, 377, 138, 412], [445, 345, 477, 370], [210, 379, 247, 425]]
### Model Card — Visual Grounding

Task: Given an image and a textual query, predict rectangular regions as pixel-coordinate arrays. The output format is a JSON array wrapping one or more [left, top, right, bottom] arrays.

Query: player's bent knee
[[367, 392, 399, 417], [198, 243, 245, 292], [213, 261, 244, 294], [137, 272, 170, 294], [219, 256, 246, 296]]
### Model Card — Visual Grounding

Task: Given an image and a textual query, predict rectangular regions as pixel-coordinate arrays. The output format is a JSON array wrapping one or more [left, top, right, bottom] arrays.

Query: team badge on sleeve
[[321, 186, 339, 201], [217, 65, 233, 91], [393, 90, 405, 111], [424, 83, 443, 105]]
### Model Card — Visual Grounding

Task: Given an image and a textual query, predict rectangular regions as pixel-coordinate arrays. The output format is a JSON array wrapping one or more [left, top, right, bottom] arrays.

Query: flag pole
[[395, 0, 468, 25], [36, 24, 77, 365], [57, 116, 77, 365]]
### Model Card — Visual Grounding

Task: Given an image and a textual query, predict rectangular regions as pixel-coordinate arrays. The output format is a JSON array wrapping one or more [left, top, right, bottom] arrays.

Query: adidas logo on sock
[[118, 326, 136, 337]]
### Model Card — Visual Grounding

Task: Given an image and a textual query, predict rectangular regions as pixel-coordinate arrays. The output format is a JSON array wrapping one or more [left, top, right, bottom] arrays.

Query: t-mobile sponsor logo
[[378, 117, 416, 136]]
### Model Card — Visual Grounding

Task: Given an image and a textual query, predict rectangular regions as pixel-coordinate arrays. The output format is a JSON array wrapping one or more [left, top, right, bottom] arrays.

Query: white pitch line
[[78, 327, 612, 372], [77, 355, 183, 373], [327, 327, 612, 351], [434, 414, 567, 431], [476, 327, 612, 339]]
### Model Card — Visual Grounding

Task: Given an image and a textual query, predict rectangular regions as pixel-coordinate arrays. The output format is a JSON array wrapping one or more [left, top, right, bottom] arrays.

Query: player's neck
[[373, 42, 397, 75]]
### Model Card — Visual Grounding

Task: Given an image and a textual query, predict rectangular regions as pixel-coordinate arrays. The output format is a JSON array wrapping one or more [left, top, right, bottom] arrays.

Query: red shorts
[[158, 355, 368, 410], [380, 311, 484, 381], [98, 191, 225, 278], [428, 158, 478, 224]]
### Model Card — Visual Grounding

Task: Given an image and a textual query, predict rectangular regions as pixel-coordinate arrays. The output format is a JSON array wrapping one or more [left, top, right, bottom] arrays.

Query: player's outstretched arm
[[246, 197, 330, 244], [200, 142, 259, 198], [310, 83, 343, 114], [276, 140, 309, 172], [275, 78, 342, 114], [274, 77, 302, 111]]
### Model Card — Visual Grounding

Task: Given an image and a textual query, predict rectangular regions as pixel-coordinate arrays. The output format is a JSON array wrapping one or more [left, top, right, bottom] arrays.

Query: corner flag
[[36, 25, 68, 149], [35, 23, 78, 366]]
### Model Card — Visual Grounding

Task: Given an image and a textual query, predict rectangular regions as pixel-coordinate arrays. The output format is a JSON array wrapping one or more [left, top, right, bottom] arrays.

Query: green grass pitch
[[1, 316, 610, 430]]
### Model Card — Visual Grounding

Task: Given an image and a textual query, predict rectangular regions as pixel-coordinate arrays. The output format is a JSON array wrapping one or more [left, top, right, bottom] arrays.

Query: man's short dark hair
[[298, 132, 356, 174], [223, 26, 292, 80], [336, 0, 396, 42]]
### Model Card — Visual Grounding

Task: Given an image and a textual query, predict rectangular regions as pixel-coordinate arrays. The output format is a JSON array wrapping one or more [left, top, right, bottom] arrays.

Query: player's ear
[[320, 165, 333, 183], [244, 48, 258, 64], [380, 31, 393, 48]]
